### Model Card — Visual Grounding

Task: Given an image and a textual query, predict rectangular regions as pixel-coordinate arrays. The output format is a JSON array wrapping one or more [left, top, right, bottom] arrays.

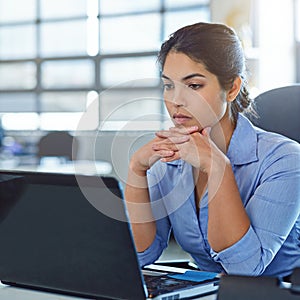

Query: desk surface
[[0, 283, 217, 300], [0, 159, 113, 176]]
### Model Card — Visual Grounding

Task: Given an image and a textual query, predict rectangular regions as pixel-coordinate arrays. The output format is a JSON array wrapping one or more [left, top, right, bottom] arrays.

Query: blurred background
[[0, 0, 299, 180]]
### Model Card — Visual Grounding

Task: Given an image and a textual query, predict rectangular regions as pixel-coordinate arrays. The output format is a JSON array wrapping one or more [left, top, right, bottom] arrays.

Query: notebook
[[0, 169, 219, 299]]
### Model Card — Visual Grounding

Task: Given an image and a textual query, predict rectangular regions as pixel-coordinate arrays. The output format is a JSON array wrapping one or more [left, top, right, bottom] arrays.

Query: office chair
[[249, 84, 300, 143], [291, 267, 300, 295], [37, 131, 79, 162], [217, 275, 299, 299]]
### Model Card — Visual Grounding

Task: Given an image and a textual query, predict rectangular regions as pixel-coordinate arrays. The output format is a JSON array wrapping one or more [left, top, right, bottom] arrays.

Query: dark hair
[[158, 22, 255, 122]]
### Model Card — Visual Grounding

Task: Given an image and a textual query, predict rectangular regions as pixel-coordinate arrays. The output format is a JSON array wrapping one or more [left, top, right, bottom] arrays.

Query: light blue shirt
[[137, 114, 300, 278]]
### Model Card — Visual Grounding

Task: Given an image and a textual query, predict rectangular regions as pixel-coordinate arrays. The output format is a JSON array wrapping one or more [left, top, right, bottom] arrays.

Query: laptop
[[0, 170, 219, 299]]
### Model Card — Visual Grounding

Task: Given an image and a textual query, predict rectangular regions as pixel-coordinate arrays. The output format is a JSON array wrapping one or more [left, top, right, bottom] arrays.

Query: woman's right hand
[[129, 133, 191, 176], [129, 136, 171, 175], [127, 131, 190, 191]]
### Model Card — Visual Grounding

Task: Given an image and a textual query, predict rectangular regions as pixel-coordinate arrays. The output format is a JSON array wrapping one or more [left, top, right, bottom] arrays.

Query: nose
[[172, 85, 187, 107]]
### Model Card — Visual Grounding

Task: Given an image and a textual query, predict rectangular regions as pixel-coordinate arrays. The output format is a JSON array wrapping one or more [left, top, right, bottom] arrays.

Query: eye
[[188, 83, 203, 90], [162, 83, 174, 91]]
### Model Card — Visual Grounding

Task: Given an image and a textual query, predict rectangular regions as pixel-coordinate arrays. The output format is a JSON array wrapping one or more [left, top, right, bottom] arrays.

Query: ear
[[226, 76, 242, 102]]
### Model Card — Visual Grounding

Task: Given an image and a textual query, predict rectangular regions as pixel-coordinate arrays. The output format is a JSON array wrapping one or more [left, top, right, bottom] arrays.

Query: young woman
[[125, 22, 300, 279]]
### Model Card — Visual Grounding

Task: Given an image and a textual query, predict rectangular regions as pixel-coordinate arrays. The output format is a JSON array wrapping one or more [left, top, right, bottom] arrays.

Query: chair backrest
[[217, 275, 299, 300], [37, 131, 79, 161], [250, 85, 300, 143], [291, 267, 300, 285], [291, 267, 300, 294]]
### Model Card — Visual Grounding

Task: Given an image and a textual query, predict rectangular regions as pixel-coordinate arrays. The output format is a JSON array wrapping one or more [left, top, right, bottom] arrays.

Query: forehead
[[163, 52, 209, 79]]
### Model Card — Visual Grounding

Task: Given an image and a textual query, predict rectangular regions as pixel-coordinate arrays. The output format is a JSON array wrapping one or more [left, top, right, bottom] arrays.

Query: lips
[[173, 113, 192, 125]]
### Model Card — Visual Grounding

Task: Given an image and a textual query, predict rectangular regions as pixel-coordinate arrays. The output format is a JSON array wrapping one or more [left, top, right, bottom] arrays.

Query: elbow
[[220, 248, 274, 277]]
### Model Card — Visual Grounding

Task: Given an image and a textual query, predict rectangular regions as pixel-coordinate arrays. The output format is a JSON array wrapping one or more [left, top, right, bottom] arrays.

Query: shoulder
[[229, 114, 300, 166], [255, 127, 300, 163], [251, 127, 300, 185]]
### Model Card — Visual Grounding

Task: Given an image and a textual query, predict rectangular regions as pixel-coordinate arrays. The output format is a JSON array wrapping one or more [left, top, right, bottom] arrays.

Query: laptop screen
[[0, 170, 146, 300]]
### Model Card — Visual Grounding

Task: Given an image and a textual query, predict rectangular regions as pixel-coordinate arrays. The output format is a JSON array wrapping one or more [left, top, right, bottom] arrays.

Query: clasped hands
[[151, 125, 213, 172]]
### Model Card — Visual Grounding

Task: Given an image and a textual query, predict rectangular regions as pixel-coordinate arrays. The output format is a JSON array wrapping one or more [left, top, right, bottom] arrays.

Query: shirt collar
[[227, 113, 258, 165]]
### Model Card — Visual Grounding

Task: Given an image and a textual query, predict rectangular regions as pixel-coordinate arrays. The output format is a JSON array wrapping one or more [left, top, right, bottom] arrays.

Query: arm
[[206, 158, 250, 252], [154, 126, 250, 252], [212, 146, 300, 275], [125, 134, 189, 252], [154, 128, 300, 275], [125, 160, 156, 252]]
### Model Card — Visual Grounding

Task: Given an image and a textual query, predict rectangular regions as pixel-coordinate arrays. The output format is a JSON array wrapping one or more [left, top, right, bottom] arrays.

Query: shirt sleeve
[[137, 217, 171, 267], [211, 142, 300, 276], [137, 167, 172, 267]]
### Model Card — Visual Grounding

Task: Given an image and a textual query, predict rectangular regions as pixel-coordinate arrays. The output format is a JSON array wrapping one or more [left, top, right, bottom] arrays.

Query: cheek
[[191, 93, 228, 127], [164, 97, 172, 113]]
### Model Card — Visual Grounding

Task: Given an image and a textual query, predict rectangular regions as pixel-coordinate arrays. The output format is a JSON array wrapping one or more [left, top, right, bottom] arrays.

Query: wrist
[[207, 152, 231, 177], [126, 159, 149, 190], [129, 158, 149, 177]]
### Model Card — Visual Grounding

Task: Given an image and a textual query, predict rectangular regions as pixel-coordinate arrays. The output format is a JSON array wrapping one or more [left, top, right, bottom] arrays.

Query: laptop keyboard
[[144, 273, 200, 296]]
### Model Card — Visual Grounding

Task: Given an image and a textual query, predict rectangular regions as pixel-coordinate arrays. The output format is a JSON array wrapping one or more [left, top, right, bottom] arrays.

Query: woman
[[125, 22, 300, 279]]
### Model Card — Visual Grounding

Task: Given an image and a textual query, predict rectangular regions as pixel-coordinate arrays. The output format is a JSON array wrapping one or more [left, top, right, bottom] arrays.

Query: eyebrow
[[161, 73, 206, 81]]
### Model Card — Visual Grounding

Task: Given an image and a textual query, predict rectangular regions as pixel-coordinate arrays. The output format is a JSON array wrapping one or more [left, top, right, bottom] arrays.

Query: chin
[[174, 121, 202, 132]]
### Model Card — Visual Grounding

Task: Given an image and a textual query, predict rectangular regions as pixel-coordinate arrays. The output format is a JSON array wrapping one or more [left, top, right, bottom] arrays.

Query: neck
[[210, 114, 236, 154]]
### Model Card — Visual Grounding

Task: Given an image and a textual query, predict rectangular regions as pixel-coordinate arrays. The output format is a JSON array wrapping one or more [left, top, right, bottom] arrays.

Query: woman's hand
[[153, 126, 224, 173], [129, 136, 174, 175]]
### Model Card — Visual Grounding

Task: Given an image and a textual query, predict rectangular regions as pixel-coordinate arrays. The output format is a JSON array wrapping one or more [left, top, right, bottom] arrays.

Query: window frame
[[0, 0, 211, 131]]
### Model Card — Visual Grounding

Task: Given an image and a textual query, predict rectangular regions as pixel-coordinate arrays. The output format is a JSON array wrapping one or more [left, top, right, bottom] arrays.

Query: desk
[[0, 283, 217, 299], [0, 159, 113, 176]]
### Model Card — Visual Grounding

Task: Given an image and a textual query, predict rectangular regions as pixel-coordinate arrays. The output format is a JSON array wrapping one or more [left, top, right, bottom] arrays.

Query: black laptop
[[0, 170, 219, 299]]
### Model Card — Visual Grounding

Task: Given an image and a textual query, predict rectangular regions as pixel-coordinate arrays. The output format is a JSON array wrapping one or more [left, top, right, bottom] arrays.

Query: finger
[[156, 126, 196, 137], [155, 150, 175, 158], [155, 130, 181, 138], [160, 152, 181, 162], [155, 132, 190, 143], [169, 135, 190, 144], [152, 134, 190, 150], [201, 127, 212, 137], [152, 143, 179, 152], [169, 125, 199, 134]]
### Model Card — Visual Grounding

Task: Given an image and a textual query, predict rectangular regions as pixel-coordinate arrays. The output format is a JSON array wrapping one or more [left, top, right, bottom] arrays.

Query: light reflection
[[86, 17, 99, 56], [2, 113, 39, 130], [87, 0, 98, 17]]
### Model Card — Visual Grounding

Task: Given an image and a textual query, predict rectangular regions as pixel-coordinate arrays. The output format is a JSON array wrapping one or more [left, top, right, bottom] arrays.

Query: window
[[256, 0, 298, 91], [0, 0, 210, 131]]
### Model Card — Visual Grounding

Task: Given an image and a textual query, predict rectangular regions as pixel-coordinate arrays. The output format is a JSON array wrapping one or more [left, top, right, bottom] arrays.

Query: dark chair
[[217, 275, 299, 299], [291, 268, 300, 295], [37, 131, 79, 162], [250, 84, 300, 143]]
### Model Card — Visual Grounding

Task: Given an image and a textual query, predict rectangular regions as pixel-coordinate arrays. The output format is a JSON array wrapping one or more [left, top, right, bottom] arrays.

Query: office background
[[0, 0, 299, 180]]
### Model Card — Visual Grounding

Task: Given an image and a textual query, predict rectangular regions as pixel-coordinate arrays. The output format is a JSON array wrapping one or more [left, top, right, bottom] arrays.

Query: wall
[[211, 0, 296, 92]]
